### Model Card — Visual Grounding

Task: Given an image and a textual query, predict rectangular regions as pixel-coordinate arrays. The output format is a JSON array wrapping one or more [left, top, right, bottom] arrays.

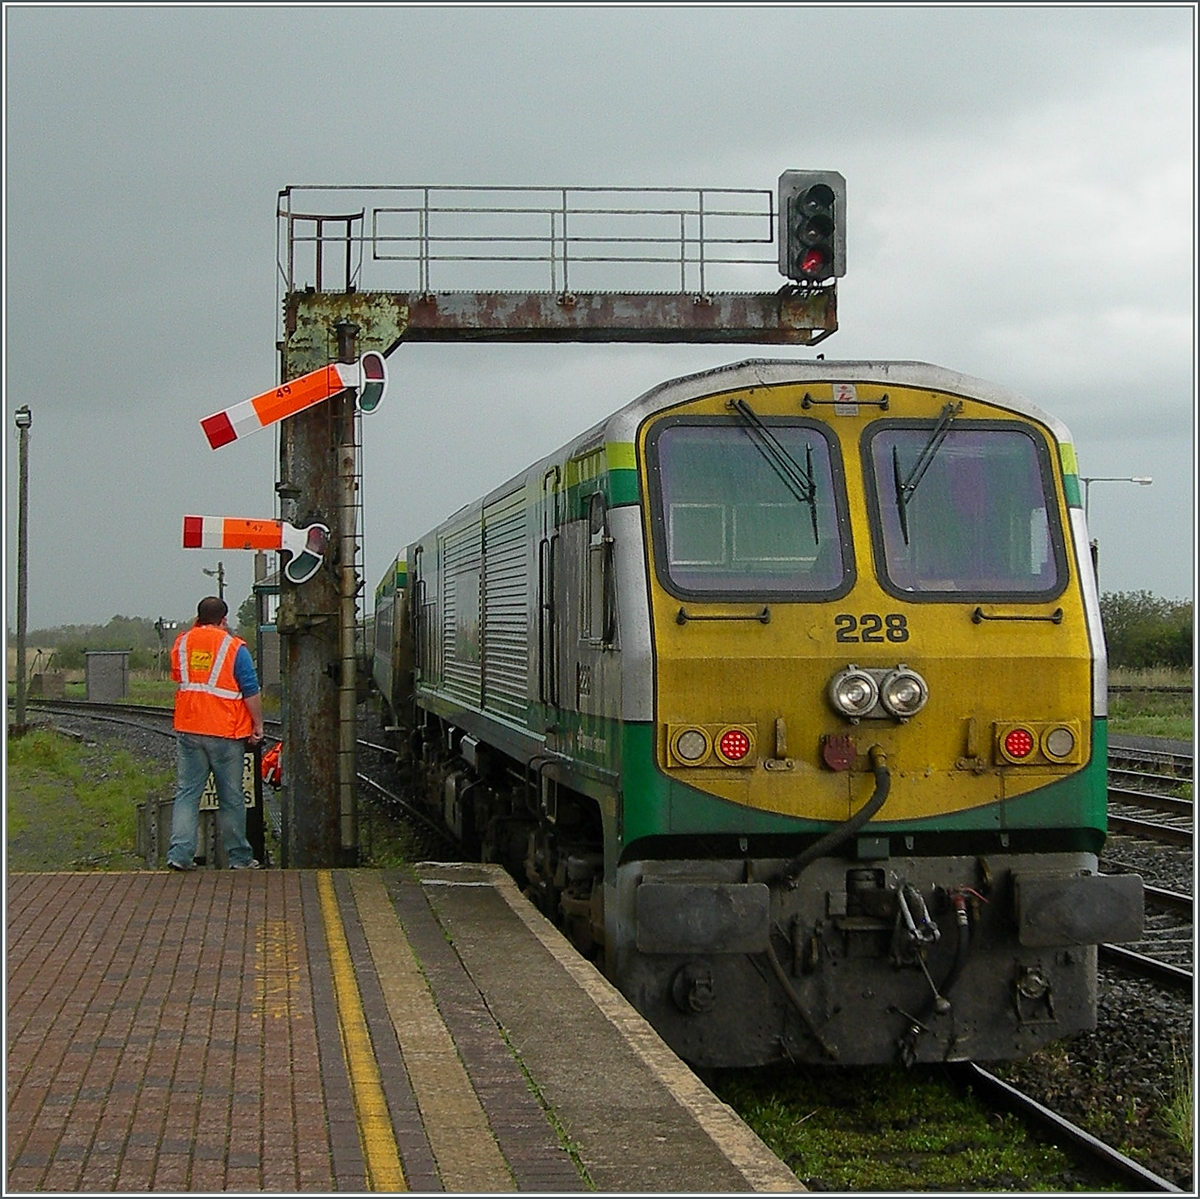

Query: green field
[[1106, 667, 1194, 741]]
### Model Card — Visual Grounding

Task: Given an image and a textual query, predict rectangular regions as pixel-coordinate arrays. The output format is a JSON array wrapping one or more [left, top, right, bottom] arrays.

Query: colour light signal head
[[778, 170, 846, 284]]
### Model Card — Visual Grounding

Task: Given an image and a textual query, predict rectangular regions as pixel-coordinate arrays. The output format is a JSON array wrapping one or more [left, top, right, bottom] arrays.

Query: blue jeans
[[167, 733, 254, 868]]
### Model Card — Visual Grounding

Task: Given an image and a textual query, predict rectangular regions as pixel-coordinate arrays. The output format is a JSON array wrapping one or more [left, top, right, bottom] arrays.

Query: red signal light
[[1003, 728, 1035, 759], [800, 248, 828, 276], [719, 728, 751, 761]]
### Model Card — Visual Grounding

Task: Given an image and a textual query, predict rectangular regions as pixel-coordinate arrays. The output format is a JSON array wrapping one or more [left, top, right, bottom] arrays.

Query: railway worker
[[166, 595, 265, 871]]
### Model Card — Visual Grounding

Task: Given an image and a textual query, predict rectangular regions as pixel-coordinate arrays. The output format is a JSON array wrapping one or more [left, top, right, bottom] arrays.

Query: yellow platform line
[[348, 871, 515, 1191], [316, 870, 407, 1191]]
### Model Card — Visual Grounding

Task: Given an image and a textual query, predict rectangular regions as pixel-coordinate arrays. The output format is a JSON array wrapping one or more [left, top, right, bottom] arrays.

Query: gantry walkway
[[6, 862, 801, 1192]]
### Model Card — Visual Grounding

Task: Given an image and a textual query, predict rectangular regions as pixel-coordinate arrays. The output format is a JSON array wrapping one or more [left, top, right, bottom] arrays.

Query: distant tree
[[54, 641, 86, 670], [22, 615, 191, 661], [1100, 591, 1193, 669], [235, 593, 257, 642]]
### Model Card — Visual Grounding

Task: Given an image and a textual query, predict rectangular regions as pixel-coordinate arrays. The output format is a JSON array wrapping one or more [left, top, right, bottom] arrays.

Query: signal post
[[276, 303, 403, 866]]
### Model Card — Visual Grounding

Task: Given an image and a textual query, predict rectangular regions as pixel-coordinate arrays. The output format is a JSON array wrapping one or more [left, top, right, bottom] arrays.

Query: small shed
[[85, 650, 131, 702]]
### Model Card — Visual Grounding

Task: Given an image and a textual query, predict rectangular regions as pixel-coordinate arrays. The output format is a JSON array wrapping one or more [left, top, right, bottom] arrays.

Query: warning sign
[[199, 752, 256, 811]]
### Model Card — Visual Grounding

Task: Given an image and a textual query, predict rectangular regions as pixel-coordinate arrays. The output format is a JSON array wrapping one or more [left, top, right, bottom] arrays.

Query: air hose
[[935, 890, 976, 1004], [779, 745, 891, 887]]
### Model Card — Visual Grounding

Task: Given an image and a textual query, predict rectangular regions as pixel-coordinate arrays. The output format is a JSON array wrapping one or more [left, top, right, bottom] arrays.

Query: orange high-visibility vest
[[172, 624, 254, 739]]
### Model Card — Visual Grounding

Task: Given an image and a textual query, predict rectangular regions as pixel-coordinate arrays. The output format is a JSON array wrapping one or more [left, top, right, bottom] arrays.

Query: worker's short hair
[[196, 596, 228, 626]]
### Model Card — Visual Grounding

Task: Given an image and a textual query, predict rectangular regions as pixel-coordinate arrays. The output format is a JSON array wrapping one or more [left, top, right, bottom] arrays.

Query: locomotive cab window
[[864, 420, 1068, 599], [646, 416, 852, 600]]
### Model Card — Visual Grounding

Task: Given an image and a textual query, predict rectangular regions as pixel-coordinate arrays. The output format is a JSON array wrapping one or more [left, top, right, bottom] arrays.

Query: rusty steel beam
[[284, 288, 836, 348]]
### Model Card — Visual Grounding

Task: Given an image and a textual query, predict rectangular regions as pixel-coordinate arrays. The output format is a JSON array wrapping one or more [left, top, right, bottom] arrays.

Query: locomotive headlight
[[880, 668, 929, 719], [672, 727, 711, 764], [828, 668, 879, 718], [1042, 725, 1076, 761]]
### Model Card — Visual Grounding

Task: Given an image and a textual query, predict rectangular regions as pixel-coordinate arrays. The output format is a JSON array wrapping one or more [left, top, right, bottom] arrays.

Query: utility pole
[[14, 406, 32, 733]]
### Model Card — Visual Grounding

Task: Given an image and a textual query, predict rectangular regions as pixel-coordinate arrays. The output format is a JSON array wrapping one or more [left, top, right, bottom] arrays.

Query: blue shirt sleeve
[[232, 644, 261, 698]]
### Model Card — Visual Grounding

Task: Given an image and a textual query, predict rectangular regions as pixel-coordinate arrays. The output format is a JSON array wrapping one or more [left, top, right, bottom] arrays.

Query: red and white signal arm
[[182, 515, 329, 586], [201, 352, 388, 449]]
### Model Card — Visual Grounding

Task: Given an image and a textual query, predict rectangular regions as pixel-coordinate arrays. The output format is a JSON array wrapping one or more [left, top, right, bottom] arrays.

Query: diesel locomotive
[[372, 358, 1144, 1068]]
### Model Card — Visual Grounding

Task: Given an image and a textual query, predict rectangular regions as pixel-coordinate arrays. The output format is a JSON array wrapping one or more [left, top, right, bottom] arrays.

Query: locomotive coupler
[[892, 883, 950, 1014], [890, 882, 940, 962]]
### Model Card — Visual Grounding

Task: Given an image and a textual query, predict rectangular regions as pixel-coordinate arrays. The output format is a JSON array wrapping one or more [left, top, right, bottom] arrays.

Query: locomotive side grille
[[483, 489, 529, 720], [441, 516, 483, 705]]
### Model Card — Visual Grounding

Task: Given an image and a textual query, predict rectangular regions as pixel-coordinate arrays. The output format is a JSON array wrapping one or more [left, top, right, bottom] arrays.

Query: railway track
[[949, 1064, 1183, 1192], [1100, 735, 1193, 988], [1105, 736, 1193, 846]]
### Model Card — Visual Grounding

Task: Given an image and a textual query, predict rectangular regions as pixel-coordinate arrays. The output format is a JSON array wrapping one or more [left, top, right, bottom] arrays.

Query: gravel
[[994, 968, 1194, 1190], [35, 710, 178, 772], [997, 824, 1194, 1190]]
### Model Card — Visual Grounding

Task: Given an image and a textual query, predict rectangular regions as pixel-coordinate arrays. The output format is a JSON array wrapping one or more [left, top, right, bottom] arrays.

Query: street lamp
[[1079, 475, 1153, 583], [14, 406, 32, 733], [1080, 476, 1153, 522]]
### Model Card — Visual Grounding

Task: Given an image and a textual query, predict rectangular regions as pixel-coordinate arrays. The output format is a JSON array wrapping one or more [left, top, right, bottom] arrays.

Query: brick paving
[[7, 867, 800, 1194], [7, 872, 335, 1193]]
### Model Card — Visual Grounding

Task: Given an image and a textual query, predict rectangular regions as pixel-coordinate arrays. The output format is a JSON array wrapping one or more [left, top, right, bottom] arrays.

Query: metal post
[[203, 561, 226, 601], [14, 406, 32, 733], [335, 319, 360, 861], [1080, 476, 1152, 589]]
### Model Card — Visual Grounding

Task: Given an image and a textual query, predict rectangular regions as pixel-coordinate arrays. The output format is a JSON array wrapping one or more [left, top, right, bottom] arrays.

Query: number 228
[[834, 613, 910, 643]]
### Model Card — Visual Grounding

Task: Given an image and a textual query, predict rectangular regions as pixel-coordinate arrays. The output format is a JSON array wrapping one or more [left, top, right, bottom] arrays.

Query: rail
[[950, 1064, 1182, 1192], [277, 184, 778, 300]]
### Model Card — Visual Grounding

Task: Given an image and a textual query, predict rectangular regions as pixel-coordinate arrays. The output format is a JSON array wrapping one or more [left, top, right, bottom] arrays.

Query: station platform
[[6, 862, 801, 1193]]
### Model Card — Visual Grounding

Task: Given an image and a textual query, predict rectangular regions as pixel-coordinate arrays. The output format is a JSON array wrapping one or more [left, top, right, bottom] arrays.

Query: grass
[[1106, 667, 1193, 741], [1162, 1046, 1194, 1156], [6, 728, 173, 870], [711, 1064, 1107, 1191], [356, 800, 423, 868]]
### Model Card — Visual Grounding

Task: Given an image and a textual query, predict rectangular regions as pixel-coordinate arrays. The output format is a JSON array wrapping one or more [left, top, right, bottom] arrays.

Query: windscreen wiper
[[730, 398, 819, 545], [892, 401, 963, 545]]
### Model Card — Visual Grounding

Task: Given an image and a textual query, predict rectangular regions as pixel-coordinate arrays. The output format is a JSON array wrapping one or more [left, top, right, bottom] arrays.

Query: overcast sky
[[4, 4, 1195, 632]]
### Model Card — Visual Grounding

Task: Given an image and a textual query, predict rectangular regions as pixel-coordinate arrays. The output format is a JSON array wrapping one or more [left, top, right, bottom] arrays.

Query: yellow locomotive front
[[616, 363, 1142, 1066]]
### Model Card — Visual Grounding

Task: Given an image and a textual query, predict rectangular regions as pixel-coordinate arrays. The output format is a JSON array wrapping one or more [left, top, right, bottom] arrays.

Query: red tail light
[[1003, 728, 1035, 759], [719, 728, 751, 762]]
